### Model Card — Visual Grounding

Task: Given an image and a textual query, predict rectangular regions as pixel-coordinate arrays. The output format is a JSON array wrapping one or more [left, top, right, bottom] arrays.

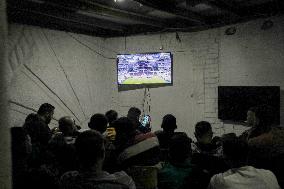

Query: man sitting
[[191, 121, 226, 176], [208, 137, 280, 189], [112, 117, 160, 170], [158, 134, 202, 189], [60, 130, 136, 189]]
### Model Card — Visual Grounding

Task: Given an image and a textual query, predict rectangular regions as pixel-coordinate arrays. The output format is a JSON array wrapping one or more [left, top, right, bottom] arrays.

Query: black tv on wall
[[218, 86, 280, 124]]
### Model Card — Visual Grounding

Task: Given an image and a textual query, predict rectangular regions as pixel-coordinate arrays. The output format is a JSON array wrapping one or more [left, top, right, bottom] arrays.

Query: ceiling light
[[114, 0, 125, 3]]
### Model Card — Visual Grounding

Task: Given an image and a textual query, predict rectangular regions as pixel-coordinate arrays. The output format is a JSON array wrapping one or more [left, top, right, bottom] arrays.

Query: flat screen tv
[[218, 86, 280, 124], [117, 52, 173, 85]]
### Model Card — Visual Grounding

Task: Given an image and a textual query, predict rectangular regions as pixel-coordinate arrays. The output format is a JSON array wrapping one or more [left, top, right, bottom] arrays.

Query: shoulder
[[208, 173, 225, 189], [111, 171, 136, 189], [60, 171, 81, 187], [134, 132, 156, 143]]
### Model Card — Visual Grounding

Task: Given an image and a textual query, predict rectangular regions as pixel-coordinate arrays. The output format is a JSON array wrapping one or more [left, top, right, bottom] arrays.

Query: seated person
[[242, 105, 284, 188], [127, 107, 150, 133], [191, 121, 226, 176], [105, 110, 118, 126], [112, 117, 160, 170], [60, 130, 136, 189], [191, 121, 220, 155], [158, 134, 207, 189], [88, 113, 108, 134], [88, 113, 116, 173], [155, 114, 178, 149], [208, 137, 280, 189], [48, 116, 79, 174]]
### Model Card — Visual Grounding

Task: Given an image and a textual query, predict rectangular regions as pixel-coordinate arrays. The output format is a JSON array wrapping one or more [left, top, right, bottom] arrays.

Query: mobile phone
[[141, 115, 151, 127]]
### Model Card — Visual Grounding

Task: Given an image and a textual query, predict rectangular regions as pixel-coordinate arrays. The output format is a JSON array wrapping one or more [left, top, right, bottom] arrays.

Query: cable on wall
[[42, 29, 87, 121], [67, 32, 116, 60], [23, 64, 81, 123]]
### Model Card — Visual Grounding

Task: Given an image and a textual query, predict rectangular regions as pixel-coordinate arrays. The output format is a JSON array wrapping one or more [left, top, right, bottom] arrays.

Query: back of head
[[75, 130, 105, 168], [105, 110, 118, 124], [37, 103, 55, 116], [112, 117, 136, 151], [88, 114, 108, 133], [112, 117, 136, 136], [249, 104, 276, 128], [161, 114, 177, 132], [169, 134, 192, 163], [195, 121, 213, 143], [222, 136, 248, 168], [127, 107, 141, 120], [58, 116, 76, 136]]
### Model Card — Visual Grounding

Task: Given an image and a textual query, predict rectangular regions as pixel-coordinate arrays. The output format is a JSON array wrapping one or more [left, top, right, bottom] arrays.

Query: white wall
[[0, 0, 12, 188], [219, 16, 284, 135], [8, 15, 284, 140], [7, 24, 116, 129], [104, 16, 284, 139]]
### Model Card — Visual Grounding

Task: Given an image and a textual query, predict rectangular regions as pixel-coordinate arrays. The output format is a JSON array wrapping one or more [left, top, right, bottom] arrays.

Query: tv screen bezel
[[116, 52, 173, 85]]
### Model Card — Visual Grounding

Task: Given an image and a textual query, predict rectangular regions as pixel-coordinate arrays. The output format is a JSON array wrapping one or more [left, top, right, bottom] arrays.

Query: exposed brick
[[204, 117, 217, 124], [205, 88, 217, 98], [205, 72, 219, 78], [205, 102, 216, 113], [205, 78, 218, 84], [205, 112, 217, 118]]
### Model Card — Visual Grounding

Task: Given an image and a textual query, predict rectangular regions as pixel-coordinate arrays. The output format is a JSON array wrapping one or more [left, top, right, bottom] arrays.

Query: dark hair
[[58, 116, 75, 136], [37, 103, 55, 116], [88, 114, 108, 133], [105, 110, 118, 124], [75, 130, 105, 168], [169, 134, 192, 163], [195, 121, 212, 138], [127, 107, 141, 120], [222, 136, 248, 167], [161, 114, 177, 131], [111, 117, 136, 152], [249, 104, 275, 128]]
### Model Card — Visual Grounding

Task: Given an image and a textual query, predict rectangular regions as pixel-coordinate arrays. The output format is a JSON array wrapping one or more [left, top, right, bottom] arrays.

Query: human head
[[169, 134, 192, 163], [111, 117, 136, 150], [161, 114, 177, 133], [247, 105, 275, 129], [222, 136, 248, 168], [127, 107, 141, 121], [112, 117, 136, 137], [58, 116, 77, 136], [88, 114, 108, 134], [105, 110, 118, 125], [75, 130, 105, 168], [37, 103, 55, 124], [194, 121, 213, 144]]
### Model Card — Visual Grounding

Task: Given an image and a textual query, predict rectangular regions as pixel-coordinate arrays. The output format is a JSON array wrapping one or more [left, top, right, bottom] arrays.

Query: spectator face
[[246, 110, 257, 127], [45, 110, 54, 124]]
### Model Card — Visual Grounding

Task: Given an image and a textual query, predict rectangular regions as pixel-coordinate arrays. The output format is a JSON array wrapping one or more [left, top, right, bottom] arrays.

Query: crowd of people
[[11, 103, 284, 189]]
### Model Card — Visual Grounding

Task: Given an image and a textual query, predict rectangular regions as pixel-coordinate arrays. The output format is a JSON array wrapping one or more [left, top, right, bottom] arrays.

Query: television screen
[[218, 86, 280, 124], [117, 52, 173, 85]]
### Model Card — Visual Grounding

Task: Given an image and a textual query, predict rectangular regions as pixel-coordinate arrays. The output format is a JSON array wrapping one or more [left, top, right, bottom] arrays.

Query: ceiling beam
[[131, 0, 206, 25], [73, 0, 169, 28], [8, 1, 127, 32], [207, 0, 242, 17]]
